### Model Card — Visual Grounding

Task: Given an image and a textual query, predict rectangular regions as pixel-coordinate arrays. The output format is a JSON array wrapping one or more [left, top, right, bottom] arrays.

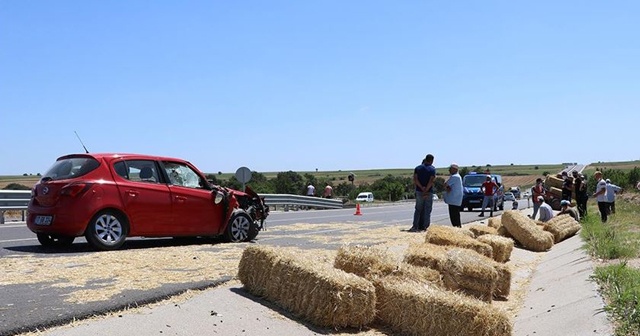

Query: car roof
[[57, 153, 191, 164]]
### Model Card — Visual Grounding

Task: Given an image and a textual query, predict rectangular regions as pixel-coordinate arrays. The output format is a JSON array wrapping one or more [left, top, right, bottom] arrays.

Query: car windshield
[[42, 157, 100, 181], [463, 175, 488, 187]]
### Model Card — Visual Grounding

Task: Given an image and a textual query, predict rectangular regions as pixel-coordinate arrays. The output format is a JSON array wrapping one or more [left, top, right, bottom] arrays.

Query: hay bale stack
[[467, 224, 498, 238], [501, 210, 554, 252], [426, 226, 493, 259], [546, 175, 564, 189], [375, 278, 512, 336], [238, 245, 376, 328], [549, 187, 563, 197], [334, 245, 442, 286], [476, 234, 514, 263], [404, 243, 450, 271], [543, 214, 582, 243], [442, 249, 499, 302]]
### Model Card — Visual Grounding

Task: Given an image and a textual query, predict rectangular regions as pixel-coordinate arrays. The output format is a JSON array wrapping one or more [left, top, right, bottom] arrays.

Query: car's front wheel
[[37, 233, 75, 247], [224, 211, 258, 242], [85, 210, 128, 251]]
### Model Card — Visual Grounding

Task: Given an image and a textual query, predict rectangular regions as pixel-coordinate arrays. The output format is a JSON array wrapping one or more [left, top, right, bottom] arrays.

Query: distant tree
[[486, 164, 492, 167], [510, 163, 514, 166], [273, 171, 305, 194], [22, 173, 27, 176], [36, 173, 41, 176], [218, 171, 222, 175], [542, 171, 550, 176], [459, 167, 469, 179], [534, 166, 539, 170]]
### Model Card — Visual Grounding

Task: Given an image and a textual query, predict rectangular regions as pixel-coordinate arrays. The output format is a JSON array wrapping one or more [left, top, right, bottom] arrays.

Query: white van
[[356, 192, 374, 203]]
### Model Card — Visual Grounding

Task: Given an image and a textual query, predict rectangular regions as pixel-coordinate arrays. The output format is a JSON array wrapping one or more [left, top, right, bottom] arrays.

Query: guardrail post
[[22, 210, 26, 221], [0, 211, 4, 224]]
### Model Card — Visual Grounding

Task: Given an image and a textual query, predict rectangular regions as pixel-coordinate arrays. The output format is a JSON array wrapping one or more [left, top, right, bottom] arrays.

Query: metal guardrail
[[260, 194, 344, 211], [0, 190, 30, 223]]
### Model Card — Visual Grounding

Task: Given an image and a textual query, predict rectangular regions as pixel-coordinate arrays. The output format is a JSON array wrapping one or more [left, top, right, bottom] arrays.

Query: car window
[[163, 161, 204, 189], [114, 160, 160, 183], [43, 157, 100, 181]]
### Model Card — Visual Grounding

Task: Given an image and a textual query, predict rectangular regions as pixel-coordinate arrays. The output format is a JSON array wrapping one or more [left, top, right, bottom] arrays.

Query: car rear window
[[42, 157, 100, 181]]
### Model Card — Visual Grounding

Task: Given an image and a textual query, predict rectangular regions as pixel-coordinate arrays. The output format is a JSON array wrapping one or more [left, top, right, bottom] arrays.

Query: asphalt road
[[0, 199, 533, 335]]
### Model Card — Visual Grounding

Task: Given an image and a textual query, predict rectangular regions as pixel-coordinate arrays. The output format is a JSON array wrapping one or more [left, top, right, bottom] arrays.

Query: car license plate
[[35, 215, 53, 226], [470, 200, 480, 203]]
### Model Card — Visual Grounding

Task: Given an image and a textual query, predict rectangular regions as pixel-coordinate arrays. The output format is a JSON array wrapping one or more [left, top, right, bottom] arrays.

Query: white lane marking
[[0, 238, 36, 243], [0, 224, 26, 229]]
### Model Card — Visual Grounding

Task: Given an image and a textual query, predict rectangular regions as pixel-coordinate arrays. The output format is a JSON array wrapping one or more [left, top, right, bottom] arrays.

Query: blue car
[[461, 172, 505, 212]]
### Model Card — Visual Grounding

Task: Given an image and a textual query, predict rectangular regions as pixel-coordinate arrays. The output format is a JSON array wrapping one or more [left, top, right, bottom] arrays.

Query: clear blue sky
[[1, 1, 638, 175]]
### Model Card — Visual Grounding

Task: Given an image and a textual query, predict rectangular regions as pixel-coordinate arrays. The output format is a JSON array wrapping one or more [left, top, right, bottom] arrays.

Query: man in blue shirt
[[410, 154, 436, 232], [443, 163, 463, 227]]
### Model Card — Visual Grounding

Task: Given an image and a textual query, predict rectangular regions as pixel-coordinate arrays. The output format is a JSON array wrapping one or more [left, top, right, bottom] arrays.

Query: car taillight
[[60, 183, 92, 197]]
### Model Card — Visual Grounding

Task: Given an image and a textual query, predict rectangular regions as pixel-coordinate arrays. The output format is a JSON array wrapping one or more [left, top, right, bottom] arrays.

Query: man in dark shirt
[[572, 171, 588, 218], [561, 171, 573, 202], [410, 154, 436, 232]]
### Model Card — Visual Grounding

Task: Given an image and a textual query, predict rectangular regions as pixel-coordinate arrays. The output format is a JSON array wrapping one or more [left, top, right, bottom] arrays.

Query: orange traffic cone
[[354, 203, 362, 215]]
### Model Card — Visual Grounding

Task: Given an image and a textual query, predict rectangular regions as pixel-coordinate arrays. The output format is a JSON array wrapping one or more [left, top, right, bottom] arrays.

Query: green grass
[[581, 199, 640, 335]]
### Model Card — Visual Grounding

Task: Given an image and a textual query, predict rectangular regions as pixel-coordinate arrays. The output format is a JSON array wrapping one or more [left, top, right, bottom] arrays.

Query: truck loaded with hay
[[543, 173, 572, 210]]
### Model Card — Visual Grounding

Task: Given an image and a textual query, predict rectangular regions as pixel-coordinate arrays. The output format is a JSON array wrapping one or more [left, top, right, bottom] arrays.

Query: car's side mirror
[[214, 191, 224, 204]]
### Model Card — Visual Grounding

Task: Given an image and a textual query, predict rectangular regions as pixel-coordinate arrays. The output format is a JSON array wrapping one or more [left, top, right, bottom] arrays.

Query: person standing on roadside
[[323, 184, 333, 198], [443, 163, 463, 228], [605, 179, 622, 214], [530, 178, 546, 220], [561, 171, 573, 202], [592, 171, 608, 223], [478, 175, 498, 217], [306, 183, 315, 197], [410, 154, 436, 232], [572, 171, 588, 218]]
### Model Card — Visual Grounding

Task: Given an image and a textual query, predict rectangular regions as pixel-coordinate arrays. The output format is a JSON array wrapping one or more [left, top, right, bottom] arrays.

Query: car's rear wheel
[[37, 233, 75, 247], [224, 211, 257, 242], [85, 210, 128, 251]]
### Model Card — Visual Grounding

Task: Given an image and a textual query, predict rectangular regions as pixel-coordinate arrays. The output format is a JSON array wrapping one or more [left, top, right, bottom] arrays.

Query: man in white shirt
[[537, 196, 554, 222], [443, 163, 463, 227], [592, 171, 608, 223], [605, 179, 622, 214], [306, 184, 316, 197]]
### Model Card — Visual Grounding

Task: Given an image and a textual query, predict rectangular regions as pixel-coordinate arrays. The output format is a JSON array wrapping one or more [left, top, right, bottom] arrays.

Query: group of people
[[305, 183, 333, 198], [530, 170, 623, 224]]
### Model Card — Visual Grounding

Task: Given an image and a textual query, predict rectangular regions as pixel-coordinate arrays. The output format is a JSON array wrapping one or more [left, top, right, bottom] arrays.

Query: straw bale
[[238, 245, 376, 328], [426, 225, 493, 259], [501, 210, 554, 252], [467, 224, 498, 238], [543, 214, 582, 243], [404, 243, 450, 271], [487, 217, 501, 230], [442, 249, 498, 302], [476, 234, 514, 263], [333, 245, 398, 279], [333, 245, 443, 286], [375, 278, 512, 336], [546, 175, 564, 189], [549, 187, 562, 197]]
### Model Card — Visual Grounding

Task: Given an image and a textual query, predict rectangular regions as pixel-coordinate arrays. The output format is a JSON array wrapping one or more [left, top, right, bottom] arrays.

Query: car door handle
[[126, 190, 139, 197], [175, 196, 187, 202]]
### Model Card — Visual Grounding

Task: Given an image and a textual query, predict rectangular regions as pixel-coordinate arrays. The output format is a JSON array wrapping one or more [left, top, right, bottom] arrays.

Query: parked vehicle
[[509, 186, 521, 199], [27, 153, 269, 250], [461, 172, 504, 211], [355, 192, 374, 202], [504, 192, 516, 201]]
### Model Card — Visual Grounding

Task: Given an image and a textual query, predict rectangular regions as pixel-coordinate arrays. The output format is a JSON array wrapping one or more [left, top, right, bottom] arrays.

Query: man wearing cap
[[537, 196, 554, 222], [444, 163, 463, 227], [592, 171, 608, 223], [478, 174, 498, 217], [572, 171, 588, 218], [605, 179, 622, 215], [559, 199, 580, 221]]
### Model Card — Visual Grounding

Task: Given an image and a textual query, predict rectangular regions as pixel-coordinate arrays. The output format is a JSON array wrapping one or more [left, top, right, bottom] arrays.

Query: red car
[[27, 153, 269, 250]]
